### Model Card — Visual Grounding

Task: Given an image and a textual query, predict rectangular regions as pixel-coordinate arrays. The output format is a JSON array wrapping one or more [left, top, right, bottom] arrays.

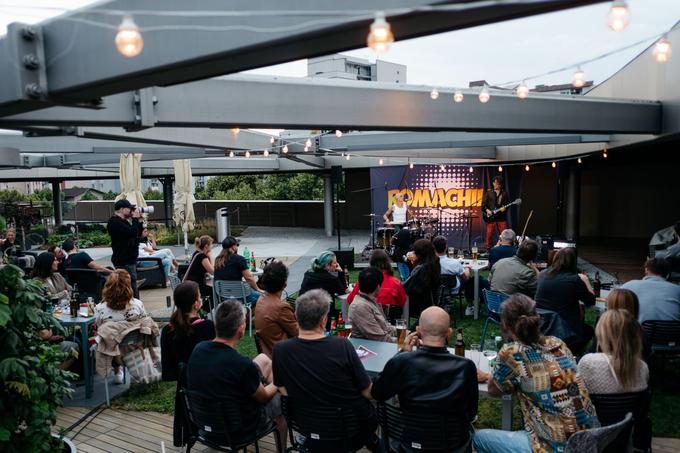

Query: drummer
[[383, 194, 413, 229]]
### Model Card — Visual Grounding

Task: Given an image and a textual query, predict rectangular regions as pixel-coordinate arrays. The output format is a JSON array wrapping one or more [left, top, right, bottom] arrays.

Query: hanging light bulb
[[346, 153, 351, 161], [607, 1, 630, 32], [263, 149, 269, 157], [430, 88, 439, 100], [453, 90, 464, 103], [228, 150, 234, 158], [282, 144, 289, 154], [572, 67, 586, 88], [305, 138, 312, 148], [303, 145, 309, 152], [653, 36, 672, 63], [245, 150, 251, 158], [269, 136, 275, 144], [479, 87, 491, 104], [603, 148, 608, 158], [498, 165, 503, 172], [469, 166, 474, 173], [115, 15, 143, 57], [335, 130, 343, 138], [516, 82, 529, 99], [231, 127, 240, 135], [367, 11, 394, 54], [409, 162, 414, 169], [551, 161, 557, 168], [577, 157, 582, 164], [525, 164, 530, 171], [379, 158, 384, 165]]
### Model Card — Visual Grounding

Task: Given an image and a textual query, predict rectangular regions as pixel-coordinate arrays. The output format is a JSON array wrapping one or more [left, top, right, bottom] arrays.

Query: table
[[348, 337, 513, 430], [58, 313, 96, 399], [459, 259, 489, 320]]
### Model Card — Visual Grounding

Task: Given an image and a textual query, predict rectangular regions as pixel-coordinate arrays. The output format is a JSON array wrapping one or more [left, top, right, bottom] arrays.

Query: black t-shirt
[[160, 317, 215, 381], [65, 251, 94, 269], [185, 252, 210, 296], [214, 254, 248, 281], [298, 270, 346, 297], [186, 341, 263, 437], [535, 270, 596, 337], [273, 337, 373, 418]]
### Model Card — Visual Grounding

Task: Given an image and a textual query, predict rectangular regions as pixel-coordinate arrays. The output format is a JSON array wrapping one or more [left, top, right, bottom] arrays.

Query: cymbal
[[363, 213, 377, 217]]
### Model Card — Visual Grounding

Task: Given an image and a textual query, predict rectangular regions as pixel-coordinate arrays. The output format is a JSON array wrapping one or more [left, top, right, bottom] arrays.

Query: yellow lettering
[[411, 189, 433, 208], [431, 188, 446, 207], [445, 189, 457, 208]]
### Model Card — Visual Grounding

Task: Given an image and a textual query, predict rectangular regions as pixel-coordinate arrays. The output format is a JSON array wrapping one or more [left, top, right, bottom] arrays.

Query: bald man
[[372, 307, 485, 421]]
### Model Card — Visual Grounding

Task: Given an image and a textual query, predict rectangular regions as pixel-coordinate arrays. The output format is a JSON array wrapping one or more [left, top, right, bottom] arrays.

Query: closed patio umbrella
[[172, 159, 196, 256], [115, 153, 147, 208]]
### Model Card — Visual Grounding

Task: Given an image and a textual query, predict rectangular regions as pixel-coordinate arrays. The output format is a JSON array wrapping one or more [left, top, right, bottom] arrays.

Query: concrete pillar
[[161, 177, 174, 228], [565, 163, 581, 241], [323, 173, 333, 237], [51, 180, 62, 226]]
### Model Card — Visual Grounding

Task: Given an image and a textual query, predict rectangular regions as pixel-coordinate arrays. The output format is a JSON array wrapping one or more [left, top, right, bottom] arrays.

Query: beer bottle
[[593, 271, 601, 298], [69, 284, 80, 317], [329, 317, 337, 336], [337, 313, 345, 337], [454, 328, 465, 356], [243, 246, 250, 262]]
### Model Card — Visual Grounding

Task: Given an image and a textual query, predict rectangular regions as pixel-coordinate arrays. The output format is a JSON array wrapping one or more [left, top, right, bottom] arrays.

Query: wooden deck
[[56, 406, 679, 452]]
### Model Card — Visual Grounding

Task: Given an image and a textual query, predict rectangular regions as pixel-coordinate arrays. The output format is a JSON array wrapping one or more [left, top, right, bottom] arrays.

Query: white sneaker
[[113, 368, 124, 385], [465, 306, 475, 316]]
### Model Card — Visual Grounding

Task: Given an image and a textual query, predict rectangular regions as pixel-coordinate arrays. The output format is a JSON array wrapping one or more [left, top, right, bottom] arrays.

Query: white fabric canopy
[[115, 153, 147, 208], [172, 159, 196, 252]]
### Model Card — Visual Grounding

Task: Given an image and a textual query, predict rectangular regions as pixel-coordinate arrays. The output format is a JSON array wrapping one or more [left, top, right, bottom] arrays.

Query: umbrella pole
[[184, 231, 189, 259]]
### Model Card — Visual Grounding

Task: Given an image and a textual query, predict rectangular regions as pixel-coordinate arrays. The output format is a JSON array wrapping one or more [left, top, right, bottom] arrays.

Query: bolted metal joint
[[21, 26, 37, 41], [25, 83, 43, 99], [22, 53, 40, 70]]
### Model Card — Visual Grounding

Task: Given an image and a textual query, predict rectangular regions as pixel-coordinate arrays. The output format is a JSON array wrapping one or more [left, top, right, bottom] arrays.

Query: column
[[323, 173, 333, 237], [51, 180, 62, 226], [162, 176, 174, 228], [565, 163, 581, 241]]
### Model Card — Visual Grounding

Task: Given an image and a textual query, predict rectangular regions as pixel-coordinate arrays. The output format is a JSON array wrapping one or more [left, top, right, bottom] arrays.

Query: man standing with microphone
[[107, 199, 144, 297]]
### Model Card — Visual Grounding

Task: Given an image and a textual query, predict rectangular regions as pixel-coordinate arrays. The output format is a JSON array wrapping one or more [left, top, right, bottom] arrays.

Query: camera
[[137, 206, 155, 215]]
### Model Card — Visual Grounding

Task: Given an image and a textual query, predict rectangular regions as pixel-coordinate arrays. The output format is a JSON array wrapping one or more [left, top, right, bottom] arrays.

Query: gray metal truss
[[0, 0, 608, 116]]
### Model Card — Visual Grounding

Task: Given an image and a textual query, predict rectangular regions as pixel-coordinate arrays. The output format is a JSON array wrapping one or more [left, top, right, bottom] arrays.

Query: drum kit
[[365, 213, 439, 254]]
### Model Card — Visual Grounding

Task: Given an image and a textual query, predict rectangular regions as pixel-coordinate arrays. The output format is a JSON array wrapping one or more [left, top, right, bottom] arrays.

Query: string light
[[367, 11, 394, 54], [497, 165, 503, 172], [282, 144, 289, 154], [379, 158, 384, 165], [228, 150, 234, 158], [571, 67, 586, 88], [245, 150, 250, 158], [269, 136, 275, 144], [430, 88, 439, 100], [578, 157, 582, 164], [409, 162, 414, 169], [305, 138, 312, 148], [607, 1, 629, 33], [603, 148, 608, 158], [479, 87, 491, 104], [551, 161, 556, 168], [525, 164, 530, 171], [453, 91, 464, 103], [469, 166, 474, 173], [653, 36, 672, 63], [115, 15, 143, 57], [346, 154, 351, 161], [263, 149, 269, 157], [335, 130, 343, 138], [516, 82, 529, 99], [231, 127, 240, 135], [303, 145, 309, 152]]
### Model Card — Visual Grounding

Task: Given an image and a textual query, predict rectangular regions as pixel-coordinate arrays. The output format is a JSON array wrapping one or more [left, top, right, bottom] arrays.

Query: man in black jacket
[[106, 199, 143, 297]]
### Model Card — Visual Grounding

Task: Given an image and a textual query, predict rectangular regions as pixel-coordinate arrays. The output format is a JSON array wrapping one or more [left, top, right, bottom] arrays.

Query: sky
[[0, 1, 678, 93]]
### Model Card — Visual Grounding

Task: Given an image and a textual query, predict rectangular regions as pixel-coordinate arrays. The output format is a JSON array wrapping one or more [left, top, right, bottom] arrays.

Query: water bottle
[[243, 246, 250, 262]]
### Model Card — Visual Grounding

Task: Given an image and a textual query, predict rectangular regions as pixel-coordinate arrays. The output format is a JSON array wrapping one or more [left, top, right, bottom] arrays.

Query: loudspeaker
[[536, 234, 553, 262], [333, 247, 355, 270]]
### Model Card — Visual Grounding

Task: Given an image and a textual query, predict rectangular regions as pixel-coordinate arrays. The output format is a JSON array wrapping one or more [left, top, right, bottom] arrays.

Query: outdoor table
[[459, 259, 489, 320], [57, 313, 96, 399], [349, 337, 513, 430]]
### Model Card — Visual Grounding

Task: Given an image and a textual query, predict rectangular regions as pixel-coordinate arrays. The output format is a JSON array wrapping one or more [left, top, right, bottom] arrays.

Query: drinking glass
[[471, 243, 478, 264], [470, 343, 481, 367], [483, 349, 498, 372], [395, 319, 407, 349], [448, 247, 455, 258]]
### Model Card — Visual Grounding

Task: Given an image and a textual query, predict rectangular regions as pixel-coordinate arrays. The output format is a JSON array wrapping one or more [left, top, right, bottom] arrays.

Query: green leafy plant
[[0, 265, 76, 452]]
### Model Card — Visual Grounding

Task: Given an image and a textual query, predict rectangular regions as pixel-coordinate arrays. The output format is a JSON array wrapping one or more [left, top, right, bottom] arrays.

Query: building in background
[[63, 187, 106, 203], [308, 54, 406, 83]]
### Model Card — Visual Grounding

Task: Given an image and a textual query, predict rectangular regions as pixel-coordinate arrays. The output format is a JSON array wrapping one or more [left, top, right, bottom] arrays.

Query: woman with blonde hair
[[183, 235, 215, 303], [606, 288, 640, 319], [579, 309, 648, 393]]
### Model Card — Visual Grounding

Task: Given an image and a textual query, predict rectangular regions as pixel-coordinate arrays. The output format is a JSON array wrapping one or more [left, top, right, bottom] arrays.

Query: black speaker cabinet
[[333, 247, 355, 270]]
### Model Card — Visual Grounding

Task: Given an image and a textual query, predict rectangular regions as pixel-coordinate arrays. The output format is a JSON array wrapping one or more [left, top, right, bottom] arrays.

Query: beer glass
[[396, 319, 407, 349], [448, 247, 455, 258], [471, 242, 478, 264]]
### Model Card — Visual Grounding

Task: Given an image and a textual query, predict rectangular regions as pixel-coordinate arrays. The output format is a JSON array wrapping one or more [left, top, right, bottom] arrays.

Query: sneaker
[[113, 368, 124, 385], [465, 306, 475, 316]]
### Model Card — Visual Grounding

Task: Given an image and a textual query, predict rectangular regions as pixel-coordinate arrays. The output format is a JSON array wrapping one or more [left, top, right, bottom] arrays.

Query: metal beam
[[0, 76, 661, 134], [0, 0, 608, 116]]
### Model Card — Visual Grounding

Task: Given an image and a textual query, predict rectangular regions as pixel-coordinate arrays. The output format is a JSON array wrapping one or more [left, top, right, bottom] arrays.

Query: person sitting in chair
[[62, 239, 112, 274], [213, 236, 263, 305], [348, 267, 397, 343]]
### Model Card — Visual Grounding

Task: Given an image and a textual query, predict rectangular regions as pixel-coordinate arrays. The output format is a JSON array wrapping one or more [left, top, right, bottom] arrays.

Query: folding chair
[[213, 280, 253, 336]]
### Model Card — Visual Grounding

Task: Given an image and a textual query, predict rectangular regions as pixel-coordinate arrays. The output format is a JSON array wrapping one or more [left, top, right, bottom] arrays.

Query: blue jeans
[[473, 430, 531, 453], [396, 262, 410, 281]]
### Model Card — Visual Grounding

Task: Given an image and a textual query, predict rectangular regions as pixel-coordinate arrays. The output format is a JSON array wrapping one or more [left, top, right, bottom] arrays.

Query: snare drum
[[376, 227, 396, 248], [407, 219, 421, 230]]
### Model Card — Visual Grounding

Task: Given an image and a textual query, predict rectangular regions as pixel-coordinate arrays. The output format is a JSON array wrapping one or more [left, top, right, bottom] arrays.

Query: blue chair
[[480, 289, 508, 350]]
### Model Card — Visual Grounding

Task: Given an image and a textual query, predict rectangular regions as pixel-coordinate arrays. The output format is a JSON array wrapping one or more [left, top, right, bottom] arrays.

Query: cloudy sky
[[0, 0, 677, 89]]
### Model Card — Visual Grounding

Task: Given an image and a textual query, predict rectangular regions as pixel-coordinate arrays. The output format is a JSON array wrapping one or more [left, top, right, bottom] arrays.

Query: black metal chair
[[590, 389, 652, 452], [564, 412, 633, 453], [641, 320, 680, 383], [182, 388, 280, 453], [376, 401, 472, 453], [282, 396, 366, 453], [136, 256, 167, 289], [65, 268, 103, 301], [438, 274, 464, 326]]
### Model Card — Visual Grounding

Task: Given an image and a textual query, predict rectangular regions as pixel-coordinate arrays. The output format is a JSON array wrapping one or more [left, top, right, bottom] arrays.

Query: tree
[[0, 189, 27, 204], [143, 187, 163, 201], [80, 190, 97, 201], [27, 188, 53, 203], [196, 173, 334, 200], [103, 191, 117, 200]]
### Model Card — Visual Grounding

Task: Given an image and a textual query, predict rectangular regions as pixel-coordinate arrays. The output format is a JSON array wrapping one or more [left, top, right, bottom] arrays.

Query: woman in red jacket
[[348, 249, 407, 309]]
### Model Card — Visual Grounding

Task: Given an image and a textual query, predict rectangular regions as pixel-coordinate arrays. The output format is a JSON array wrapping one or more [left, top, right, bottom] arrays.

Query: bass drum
[[376, 227, 396, 248]]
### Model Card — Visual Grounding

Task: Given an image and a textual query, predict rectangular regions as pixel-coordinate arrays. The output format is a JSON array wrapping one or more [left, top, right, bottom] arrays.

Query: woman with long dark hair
[[403, 239, 441, 318], [348, 249, 407, 309], [213, 236, 262, 304], [32, 252, 72, 300], [534, 247, 595, 354]]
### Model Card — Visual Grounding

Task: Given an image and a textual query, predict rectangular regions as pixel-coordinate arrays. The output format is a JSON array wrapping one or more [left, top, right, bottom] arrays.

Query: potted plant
[[0, 264, 77, 452]]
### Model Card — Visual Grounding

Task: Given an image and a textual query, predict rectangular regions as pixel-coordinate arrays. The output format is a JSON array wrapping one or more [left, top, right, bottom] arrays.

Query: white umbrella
[[172, 159, 196, 256], [115, 153, 147, 208]]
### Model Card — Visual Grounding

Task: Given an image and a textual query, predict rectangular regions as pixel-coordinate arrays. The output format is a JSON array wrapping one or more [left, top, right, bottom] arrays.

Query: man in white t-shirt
[[383, 194, 413, 227]]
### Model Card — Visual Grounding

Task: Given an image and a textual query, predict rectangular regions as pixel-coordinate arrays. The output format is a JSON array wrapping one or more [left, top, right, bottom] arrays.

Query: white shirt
[[392, 204, 407, 224]]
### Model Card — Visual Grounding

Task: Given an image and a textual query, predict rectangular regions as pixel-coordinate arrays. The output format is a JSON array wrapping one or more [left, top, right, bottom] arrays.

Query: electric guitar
[[482, 198, 522, 223]]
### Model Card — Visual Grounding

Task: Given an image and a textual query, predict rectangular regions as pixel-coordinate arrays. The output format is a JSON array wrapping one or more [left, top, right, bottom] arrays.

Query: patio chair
[[136, 256, 167, 289], [564, 412, 633, 453], [282, 395, 365, 453], [376, 400, 473, 452], [480, 289, 507, 350], [213, 280, 253, 336], [182, 388, 280, 453], [590, 389, 652, 452], [439, 274, 464, 326]]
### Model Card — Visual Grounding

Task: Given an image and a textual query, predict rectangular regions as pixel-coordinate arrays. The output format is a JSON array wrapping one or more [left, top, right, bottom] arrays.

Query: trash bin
[[215, 207, 230, 243]]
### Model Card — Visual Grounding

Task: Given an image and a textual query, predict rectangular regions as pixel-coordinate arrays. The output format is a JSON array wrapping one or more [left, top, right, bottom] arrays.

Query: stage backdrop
[[370, 165, 523, 249]]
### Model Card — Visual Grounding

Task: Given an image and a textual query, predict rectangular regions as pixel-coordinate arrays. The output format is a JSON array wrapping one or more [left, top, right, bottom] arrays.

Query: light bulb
[[409, 162, 414, 169], [379, 158, 384, 165], [603, 149, 608, 158], [263, 149, 269, 157], [479, 88, 491, 103], [469, 166, 474, 173], [303, 145, 309, 152], [346, 154, 351, 161], [269, 136, 275, 144], [572, 68, 586, 88], [367, 11, 394, 54], [498, 165, 503, 172], [228, 151, 234, 158], [653, 37, 672, 63], [607, 1, 629, 32], [282, 144, 289, 154], [430, 88, 439, 100], [335, 130, 343, 138], [577, 157, 582, 164], [305, 138, 312, 148], [231, 127, 240, 135], [551, 161, 556, 168], [453, 91, 464, 103], [115, 15, 143, 57], [516, 83, 529, 99], [245, 150, 251, 158], [525, 164, 530, 171]]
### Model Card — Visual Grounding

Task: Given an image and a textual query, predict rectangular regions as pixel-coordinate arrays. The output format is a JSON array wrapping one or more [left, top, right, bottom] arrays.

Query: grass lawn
[[113, 270, 680, 437]]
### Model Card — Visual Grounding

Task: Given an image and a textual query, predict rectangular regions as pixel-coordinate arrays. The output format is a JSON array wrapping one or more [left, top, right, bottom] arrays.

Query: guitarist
[[482, 176, 509, 250]]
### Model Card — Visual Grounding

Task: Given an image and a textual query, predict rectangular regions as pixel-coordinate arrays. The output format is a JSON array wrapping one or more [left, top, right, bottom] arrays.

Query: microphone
[[384, 181, 388, 190]]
